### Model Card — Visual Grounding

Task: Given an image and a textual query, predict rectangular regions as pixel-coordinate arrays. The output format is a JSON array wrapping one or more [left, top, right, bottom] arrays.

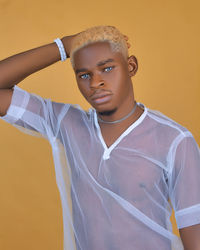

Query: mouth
[[91, 92, 112, 105]]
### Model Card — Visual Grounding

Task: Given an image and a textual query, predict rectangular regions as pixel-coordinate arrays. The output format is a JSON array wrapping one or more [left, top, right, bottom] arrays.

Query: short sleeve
[[0, 85, 70, 140], [169, 133, 200, 229]]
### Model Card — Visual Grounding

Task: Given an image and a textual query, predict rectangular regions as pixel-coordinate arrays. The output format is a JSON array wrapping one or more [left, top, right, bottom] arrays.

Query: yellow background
[[0, 0, 199, 249]]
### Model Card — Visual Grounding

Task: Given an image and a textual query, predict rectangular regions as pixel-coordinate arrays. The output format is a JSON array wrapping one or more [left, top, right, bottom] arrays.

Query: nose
[[90, 73, 104, 89]]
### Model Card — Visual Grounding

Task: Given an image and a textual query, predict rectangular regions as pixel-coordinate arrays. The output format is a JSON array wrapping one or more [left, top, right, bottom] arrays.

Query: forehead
[[73, 41, 125, 70]]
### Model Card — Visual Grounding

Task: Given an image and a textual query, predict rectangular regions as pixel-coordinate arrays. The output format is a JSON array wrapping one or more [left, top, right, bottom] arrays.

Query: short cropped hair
[[70, 25, 129, 68]]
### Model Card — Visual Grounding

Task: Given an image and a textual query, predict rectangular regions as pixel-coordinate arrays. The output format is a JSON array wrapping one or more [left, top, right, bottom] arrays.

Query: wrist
[[61, 36, 70, 58], [54, 38, 67, 61]]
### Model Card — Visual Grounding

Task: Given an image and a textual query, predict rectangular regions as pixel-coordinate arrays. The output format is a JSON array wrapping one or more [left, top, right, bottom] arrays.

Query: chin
[[93, 103, 112, 112], [92, 100, 114, 109], [93, 104, 117, 116]]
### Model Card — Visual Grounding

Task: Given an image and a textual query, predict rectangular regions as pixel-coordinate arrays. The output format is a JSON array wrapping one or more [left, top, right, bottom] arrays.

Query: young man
[[0, 26, 200, 250]]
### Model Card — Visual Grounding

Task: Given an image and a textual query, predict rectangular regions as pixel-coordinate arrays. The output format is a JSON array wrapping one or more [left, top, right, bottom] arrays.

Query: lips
[[91, 92, 112, 104]]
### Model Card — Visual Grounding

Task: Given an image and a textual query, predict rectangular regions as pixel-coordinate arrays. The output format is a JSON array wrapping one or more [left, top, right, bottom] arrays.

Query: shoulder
[[64, 104, 93, 121], [145, 106, 190, 135], [140, 105, 196, 153]]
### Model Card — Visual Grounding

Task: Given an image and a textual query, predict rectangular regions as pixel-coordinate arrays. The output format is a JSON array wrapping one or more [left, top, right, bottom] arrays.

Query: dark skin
[[73, 41, 200, 248], [0, 32, 199, 249], [73, 41, 144, 147], [179, 225, 200, 250]]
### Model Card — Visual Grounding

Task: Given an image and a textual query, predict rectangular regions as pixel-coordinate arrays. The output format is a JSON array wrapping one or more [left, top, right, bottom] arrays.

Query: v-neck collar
[[93, 103, 148, 160]]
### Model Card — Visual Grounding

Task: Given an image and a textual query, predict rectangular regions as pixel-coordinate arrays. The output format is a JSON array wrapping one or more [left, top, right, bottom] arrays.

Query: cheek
[[107, 69, 128, 91], [77, 81, 90, 98]]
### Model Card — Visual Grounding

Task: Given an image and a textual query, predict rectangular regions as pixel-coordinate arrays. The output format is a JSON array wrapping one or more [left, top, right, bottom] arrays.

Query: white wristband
[[54, 38, 67, 61]]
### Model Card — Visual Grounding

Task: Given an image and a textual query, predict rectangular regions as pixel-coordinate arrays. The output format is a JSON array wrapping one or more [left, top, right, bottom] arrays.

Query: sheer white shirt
[[1, 85, 200, 250]]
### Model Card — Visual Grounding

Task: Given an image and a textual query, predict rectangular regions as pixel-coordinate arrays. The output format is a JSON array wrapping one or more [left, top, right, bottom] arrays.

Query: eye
[[80, 73, 90, 79], [104, 66, 114, 72]]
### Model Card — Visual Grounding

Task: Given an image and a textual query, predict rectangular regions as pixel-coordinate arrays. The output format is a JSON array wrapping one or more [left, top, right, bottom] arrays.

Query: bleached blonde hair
[[70, 25, 129, 68]]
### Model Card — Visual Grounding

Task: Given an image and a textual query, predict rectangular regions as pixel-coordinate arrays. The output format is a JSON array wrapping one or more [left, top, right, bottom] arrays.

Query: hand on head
[[123, 35, 131, 49]]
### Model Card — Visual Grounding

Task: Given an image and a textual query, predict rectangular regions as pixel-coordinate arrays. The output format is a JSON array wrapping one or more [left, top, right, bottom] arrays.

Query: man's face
[[73, 41, 136, 114]]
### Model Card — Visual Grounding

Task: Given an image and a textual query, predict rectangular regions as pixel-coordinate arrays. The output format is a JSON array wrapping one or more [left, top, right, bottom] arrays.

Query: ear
[[127, 55, 138, 77]]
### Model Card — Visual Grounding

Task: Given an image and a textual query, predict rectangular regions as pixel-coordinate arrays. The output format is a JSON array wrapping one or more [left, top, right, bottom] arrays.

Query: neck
[[99, 90, 135, 118], [98, 101, 138, 124]]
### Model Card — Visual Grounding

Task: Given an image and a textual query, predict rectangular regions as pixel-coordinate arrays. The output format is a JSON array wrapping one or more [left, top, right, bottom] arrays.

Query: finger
[[123, 35, 129, 41], [127, 42, 131, 48]]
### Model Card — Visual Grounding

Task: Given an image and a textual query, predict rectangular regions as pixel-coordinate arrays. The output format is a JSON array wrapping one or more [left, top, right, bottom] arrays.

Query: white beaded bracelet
[[54, 38, 67, 61]]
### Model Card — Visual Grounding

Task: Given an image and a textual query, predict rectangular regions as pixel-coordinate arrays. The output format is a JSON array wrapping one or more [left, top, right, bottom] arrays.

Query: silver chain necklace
[[97, 102, 138, 124]]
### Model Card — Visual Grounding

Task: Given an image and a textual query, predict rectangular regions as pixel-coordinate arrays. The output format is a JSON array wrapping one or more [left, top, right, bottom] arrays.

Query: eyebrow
[[75, 58, 115, 74], [96, 58, 114, 66]]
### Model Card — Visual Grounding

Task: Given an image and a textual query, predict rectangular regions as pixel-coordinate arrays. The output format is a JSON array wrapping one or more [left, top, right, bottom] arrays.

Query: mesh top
[[1, 85, 200, 250]]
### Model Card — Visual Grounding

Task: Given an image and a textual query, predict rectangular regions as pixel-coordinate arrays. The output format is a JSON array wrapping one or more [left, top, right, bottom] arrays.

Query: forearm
[[0, 40, 66, 89]]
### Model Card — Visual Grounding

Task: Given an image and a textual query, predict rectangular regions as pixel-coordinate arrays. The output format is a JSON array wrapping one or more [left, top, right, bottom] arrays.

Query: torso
[[99, 105, 144, 147]]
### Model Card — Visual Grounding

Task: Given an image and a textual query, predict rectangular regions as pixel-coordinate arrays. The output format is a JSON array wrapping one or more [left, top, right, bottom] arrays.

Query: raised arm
[[0, 35, 77, 116]]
